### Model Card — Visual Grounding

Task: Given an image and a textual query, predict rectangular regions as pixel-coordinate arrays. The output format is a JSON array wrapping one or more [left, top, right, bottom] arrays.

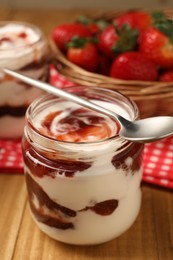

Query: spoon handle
[[4, 68, 121, 121]]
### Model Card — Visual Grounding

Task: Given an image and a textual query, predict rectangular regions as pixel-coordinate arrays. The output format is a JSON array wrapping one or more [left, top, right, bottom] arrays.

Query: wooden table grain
[[0, 7, 173, 260]]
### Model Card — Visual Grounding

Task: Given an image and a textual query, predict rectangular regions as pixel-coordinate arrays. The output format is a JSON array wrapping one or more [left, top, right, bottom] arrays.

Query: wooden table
[[0, 7, 173, 260]]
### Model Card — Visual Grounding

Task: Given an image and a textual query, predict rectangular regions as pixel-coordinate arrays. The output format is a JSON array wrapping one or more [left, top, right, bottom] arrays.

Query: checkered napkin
[[143, 137, 173, 188], [0, 66, 173, 189]]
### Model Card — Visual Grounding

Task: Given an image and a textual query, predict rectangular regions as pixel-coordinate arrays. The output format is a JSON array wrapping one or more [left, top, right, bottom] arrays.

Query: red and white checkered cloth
[[0, 66, 173, 189], [143, 137, 173, 188], [0, 137, 173, 189]]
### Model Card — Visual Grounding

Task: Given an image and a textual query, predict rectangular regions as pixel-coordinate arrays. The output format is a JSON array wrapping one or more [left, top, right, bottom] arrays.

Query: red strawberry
[[139, 17, 173, 68], [52, 23, 91, 53], [98, 25, 118, 58], [110, 51, 158, 81], [114, 11, 152, 31], [67, 37, 98, 72], [159, 69, 173, 82], [98, 25, 138, 58]]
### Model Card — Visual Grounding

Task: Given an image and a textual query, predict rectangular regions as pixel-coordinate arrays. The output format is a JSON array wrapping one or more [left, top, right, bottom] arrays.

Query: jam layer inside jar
[[25, 172, 119, 230]]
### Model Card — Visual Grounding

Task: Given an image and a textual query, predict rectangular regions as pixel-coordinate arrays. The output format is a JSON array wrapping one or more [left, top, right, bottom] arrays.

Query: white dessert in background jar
[[22, 86, 144, 245], [0, 21, 50, 139]]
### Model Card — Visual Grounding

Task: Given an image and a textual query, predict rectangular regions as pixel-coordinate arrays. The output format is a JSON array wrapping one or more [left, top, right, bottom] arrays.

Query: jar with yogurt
[[0, 21, 50, 139], [22, 86, 144, 245]]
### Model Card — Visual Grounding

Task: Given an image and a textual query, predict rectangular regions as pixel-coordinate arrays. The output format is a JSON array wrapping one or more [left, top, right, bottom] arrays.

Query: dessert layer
[[0, 105, 27, 117], [0, 64, 47, 107], [25, 165, 142, 244]]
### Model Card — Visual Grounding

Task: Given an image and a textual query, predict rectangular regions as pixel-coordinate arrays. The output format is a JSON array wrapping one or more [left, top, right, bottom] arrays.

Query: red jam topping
[[0, 32, 29, 48], [18, 32, 27, 38], [39, 108, 120, 142]]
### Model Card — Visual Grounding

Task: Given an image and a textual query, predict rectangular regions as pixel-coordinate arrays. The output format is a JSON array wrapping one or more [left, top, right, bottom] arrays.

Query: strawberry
[[98, 24, 138, 58], [139, 14, 173, 68], [159, 69, 173, 82], [114, 10, 152, 31], [77, 15, 109, 35], [52, 23, 91, 53], [110, 51, 158, 81], [66, 36, 98, 72]]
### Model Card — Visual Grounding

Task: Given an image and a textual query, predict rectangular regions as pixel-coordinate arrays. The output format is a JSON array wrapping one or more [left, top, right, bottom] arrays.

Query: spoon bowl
[[3, 68, 173, 143], [119, 116, 173, 142]]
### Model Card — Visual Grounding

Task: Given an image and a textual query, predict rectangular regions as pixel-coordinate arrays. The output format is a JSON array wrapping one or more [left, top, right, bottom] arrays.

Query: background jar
[[0, 21, 50, 139], [22, 86, 144, 245]]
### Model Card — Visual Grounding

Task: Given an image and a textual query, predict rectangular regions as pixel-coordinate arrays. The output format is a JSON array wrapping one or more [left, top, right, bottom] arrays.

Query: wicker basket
[[52, 9, 173, 118]]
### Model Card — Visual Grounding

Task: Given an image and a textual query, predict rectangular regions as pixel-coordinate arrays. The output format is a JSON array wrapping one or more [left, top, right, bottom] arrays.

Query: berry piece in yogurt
[[82, 199, 119, 215], [18, 32, 27, 39]]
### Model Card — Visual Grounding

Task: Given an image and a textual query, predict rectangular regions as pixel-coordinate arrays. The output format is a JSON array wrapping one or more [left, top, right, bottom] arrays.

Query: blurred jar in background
[[0, 21, 50, 139]]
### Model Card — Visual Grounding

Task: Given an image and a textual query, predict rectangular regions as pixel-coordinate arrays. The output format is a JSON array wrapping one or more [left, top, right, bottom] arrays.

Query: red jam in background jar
[[22, 86, 144, 245]]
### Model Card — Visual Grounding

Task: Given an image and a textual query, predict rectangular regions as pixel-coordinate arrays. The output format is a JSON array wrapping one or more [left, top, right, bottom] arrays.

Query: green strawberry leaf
[[77, 15, 109, 31], [77, 16, 93, 25], [112, 24, 139, 55], [152, 11, 173, 42], [152, 11, 166, 21], [67, 36, 97, 48], [96, 20, 109, 30], [66, 36, 88, 48], [91, 37, 99, 44]]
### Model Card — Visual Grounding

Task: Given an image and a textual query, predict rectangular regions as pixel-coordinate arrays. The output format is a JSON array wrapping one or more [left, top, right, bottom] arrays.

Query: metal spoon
[[3, 68, 173, 143]]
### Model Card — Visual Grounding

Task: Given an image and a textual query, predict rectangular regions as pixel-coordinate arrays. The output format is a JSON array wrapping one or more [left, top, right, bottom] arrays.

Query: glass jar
[[0, 21, 50, 139], [22, 86, 144, 245]]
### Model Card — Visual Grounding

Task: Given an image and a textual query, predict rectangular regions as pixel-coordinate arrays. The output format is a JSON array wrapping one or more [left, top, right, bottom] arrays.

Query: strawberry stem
[[112, 24, 139, 55]]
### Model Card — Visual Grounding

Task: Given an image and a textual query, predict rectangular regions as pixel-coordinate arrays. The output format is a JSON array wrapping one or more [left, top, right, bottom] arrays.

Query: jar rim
[[26, 85, 139, 146]]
